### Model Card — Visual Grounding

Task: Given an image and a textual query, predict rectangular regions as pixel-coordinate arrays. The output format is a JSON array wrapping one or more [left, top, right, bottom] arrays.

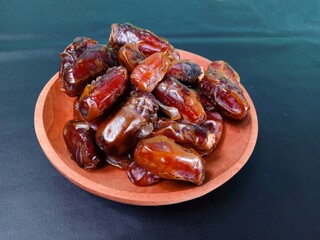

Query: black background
[[1, 0, 319, 239]]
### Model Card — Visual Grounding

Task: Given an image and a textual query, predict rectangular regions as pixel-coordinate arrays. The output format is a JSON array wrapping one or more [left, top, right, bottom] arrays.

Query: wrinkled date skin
[[117, 43, 145, 72], [154, 77, 206, 124], [62, 44, 118, 97], [105, 154, 132, 169], [96, 91, 159, 156], [166, 44, 180, 61], [199, 70, 249, 120], [131, 52, 170, 92], [153, 118, 215, 154], [63, 120, 102, 169], [73, 99, 111, 131], [79, 66, 128, 121], [197, 90, 218, 112], [201, 111, 224, 150], [59, 37, 98, 76], [134, 135, 205, 185], [73, 98, 83, 120], [109, 23, 178, 59], [127, 161, 161, 186], [157, 101, 181, 120], [207, 60, 240, 87], [166, 60, 203, 85]]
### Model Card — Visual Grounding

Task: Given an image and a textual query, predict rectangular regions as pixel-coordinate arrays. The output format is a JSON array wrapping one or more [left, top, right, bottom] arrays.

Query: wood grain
[[34, 50, 258, 206]]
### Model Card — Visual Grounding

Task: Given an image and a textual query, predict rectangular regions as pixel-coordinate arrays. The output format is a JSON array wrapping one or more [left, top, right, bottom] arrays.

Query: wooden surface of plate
[[34, 50, 258, 206]]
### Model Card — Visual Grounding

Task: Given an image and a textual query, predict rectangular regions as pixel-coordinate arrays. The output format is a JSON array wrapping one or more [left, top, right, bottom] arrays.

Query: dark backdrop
[[1, 0, 319, 239]]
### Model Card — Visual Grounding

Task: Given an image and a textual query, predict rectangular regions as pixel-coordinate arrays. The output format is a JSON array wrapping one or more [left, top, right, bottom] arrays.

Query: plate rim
[[34, 49, 258, 206]]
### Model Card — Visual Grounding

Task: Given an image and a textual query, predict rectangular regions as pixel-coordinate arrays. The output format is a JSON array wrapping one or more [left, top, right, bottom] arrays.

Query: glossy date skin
[[73, 98, 83, 120], [127, 161, 161, 186], [199, 70, 249, 120], [59, 37, 98, 76], [131, 52, 170, 92], [157, 101, 181, 120], [95, 91, 159, 156], [207, 60, 240, 87], [153, 118, 215, 154], [62, 44, 118, 97], [197, 90, 218, 112], [79, 66, 128, 121], [154, 77, 206, 124], [166, 60, 203, 85], [109, 23, 176, 58], [63, 120, 102, 169], [134, 136, 205, 185], [166, 44, 180, 61], [201, 111, 224, 150], [117, 43, 145, 72], [105, 154, 132, 169], [73, 98, 112, 131]]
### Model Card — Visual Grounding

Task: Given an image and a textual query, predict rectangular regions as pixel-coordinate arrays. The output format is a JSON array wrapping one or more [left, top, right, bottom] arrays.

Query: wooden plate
[[34, 50, 258, 206]]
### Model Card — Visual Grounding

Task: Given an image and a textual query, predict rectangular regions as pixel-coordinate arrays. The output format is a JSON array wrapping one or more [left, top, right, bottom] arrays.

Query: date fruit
[[79, 66, 128, 121], [73, 98, 83, 120], [62, 44, 118, 96], [153, 118, 215, 154], [127, 161, 161, 186], [207, 60, 240, 87], [109, 23, 171, 57], [197, 90, 218, 112], [166, 44, 180, 60], [73, 98, 108, 131], [199, 70, 249, 120], [134, 135, 205, 185], [105, 154, 132, 169], [157, 101, 181, 120], [166, 60, 203, 84], [59, 37, 98, 76], [154, 77, 206, 124], [117, 43, 145, 72], [63, 120, 102, 169], [201, 111, 224, 150], [95, 91, 158, 156], [131, 52, 170, 92]]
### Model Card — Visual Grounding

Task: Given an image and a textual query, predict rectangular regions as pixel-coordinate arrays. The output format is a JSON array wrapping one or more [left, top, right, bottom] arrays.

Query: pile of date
[[60, 23, 249, 187]]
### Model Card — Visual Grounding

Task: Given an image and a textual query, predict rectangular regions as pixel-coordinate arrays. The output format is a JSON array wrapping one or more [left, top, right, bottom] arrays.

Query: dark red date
[[201, 111, 224, 150], [59, 37, 98, 76], [117, 43, 145, 72], [199, 70, 249, 120], [134, 135, 205, 185], [63, 120, 102, 169], [197, 90, 218, 112], [73, 98, 83, 120], [105, 154, 132, 169], [166, 44, 180, 60], [154, 77, 206, 124], [96, 91, 158, 156], [127, 161, 161, 186], [79, 66, 128, 121], [131, 52, 170, 92], [207, 60, 240, 87], [109, 23, 171, 57], [166, 60, 203, 84], [73, 98, 102, 131], [62, 44, 118, 97], [153, 118, 215, 154], [157, 101, 181, 120]]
